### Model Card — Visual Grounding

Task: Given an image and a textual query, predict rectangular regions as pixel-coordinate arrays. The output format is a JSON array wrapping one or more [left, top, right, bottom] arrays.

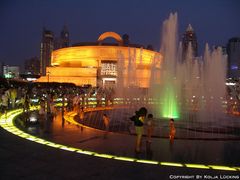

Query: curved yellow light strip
[[208, 165, 237, 171], [185, 164, 209, 169], [64, 107, 115, 133], [0, 110, 239, 172]]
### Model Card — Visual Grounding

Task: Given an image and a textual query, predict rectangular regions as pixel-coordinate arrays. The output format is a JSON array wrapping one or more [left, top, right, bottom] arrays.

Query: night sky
[[0, 0, 240, 68]]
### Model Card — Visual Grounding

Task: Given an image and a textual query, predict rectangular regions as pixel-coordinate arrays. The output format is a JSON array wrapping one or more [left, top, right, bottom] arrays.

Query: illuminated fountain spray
[[116, 50, 125, 98], [114, 12, 227, 124], [149, 12, 180, 119], [176, 42, 227, 122], [127, 47, 137, 87], [198, 44, 227, 120], [149, 12, 227, 121], [90, 12, 231, 139], [115, 47, 140, 105], [160, 13, 180, 119]]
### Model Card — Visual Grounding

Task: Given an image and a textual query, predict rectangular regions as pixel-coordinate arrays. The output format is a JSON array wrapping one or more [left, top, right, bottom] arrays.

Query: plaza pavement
[[0, 110, 240, 180]]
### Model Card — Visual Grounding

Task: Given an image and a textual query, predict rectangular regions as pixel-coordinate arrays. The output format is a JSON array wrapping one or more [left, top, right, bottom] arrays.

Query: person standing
[[23, 94, 30, 113], [39, 99, 46, 130], [61, 93, 65, 127], [44, 93, 53, 133], [130, 107, 148, 153], [1, 92, 8, 117], [169, 118, 176, 143], [79, 107, 84, 131], [103, 114, 110, 138], [49, 95, 56, 119], [10, 88, 17, 109], [146, 114, 154, 143]]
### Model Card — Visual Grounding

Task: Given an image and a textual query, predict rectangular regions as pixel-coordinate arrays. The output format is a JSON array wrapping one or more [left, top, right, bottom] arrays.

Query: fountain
[[82, 12, 239, 139], [149, 12, 228, 122], [151, 12, 180, 119]]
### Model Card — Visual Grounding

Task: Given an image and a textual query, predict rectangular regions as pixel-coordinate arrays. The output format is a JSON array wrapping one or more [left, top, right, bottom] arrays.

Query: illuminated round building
[[37, 32, 162, 88]]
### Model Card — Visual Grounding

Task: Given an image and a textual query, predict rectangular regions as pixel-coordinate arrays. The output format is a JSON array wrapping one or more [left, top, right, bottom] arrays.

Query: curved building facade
[[37, 32, 162, 88]]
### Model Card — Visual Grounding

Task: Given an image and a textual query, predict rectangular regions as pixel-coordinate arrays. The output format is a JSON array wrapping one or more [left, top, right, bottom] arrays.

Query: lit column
[[47, 71, 50, 83]]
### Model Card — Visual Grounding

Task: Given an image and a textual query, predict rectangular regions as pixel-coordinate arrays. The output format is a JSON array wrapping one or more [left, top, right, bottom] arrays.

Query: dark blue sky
[[0, 0, 240, 67]]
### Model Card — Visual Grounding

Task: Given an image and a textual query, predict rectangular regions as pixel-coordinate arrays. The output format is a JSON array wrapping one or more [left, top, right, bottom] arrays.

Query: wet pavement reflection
[[16, 109, 240, 167]]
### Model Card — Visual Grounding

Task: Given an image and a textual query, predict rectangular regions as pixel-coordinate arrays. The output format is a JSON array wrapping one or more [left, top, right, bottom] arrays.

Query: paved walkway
[[26, 110, 240, 166], [0, 109, 240, 179]]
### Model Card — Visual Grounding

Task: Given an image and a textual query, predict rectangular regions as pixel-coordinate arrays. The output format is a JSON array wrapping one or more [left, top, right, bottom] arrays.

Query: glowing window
[[101, 61, 117, 76]]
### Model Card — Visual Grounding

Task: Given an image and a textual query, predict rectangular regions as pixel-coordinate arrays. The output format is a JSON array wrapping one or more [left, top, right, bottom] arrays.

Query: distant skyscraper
[[40, 28, 54, 75], [227, 37, 240, 78], [182, 24, 198, 59], [60, 25, 70, 48], [24, 57, 40, 75], [54, 25, 70, 50], [0, 62, 3, 77]]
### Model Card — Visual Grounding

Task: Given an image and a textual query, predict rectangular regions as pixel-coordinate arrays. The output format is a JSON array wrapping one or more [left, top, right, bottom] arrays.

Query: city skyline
[[0, 0, 240, 67]]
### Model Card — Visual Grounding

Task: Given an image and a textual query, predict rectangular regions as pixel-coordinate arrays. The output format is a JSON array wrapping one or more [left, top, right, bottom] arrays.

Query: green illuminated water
[[161, 84, 179, 119]]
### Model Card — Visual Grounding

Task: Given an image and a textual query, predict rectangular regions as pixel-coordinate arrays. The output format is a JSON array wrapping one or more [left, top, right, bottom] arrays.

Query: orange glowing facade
[[37, 32, 162, 87]]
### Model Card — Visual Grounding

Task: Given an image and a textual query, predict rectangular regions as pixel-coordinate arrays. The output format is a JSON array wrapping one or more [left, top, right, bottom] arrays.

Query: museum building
[[37, 32, 162, 88]]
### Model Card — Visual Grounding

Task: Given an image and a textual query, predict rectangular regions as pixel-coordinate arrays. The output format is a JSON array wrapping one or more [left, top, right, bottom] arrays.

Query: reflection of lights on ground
[[30, 98, 39, 103], [0, 109, 239, 172], [29, 112, 38, 122], [29, 116, 37, 122]]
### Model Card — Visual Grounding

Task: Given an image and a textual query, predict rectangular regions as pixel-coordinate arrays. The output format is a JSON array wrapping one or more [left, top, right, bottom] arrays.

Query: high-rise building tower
[[40, 28, 54, 75], [227, 37, 240, 78], [54, 25, 70, 50], [60, 25, 70, 48], [182, 24, 198, 59], [0, 62, 3, 77]]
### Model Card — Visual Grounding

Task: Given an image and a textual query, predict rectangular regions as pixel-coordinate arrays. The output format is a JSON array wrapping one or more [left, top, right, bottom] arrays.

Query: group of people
[[0, 87, 34, 118], [0, 87, 20, 114], [130, 107, 176, 153], [1, 84, 176, 153]]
